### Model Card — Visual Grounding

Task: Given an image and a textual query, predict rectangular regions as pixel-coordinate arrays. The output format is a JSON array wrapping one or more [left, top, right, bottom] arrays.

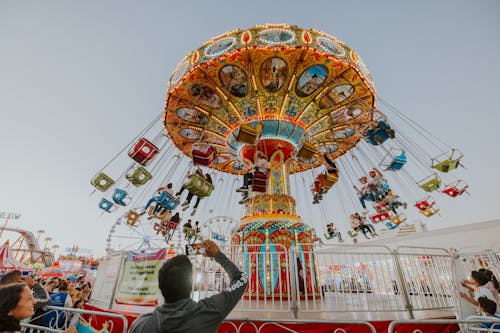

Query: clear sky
[[1, 0, 499, 257]]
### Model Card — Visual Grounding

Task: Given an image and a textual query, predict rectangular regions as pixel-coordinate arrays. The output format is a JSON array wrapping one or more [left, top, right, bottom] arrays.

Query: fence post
[[288, 248, 299, 319], [108, 251, 127, 310], [449, 248, 463, 319], [392, 249, 414, 319]]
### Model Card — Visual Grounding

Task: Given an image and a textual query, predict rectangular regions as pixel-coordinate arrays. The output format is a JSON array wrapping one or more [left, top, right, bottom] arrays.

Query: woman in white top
[[460, 271, 500, 315]]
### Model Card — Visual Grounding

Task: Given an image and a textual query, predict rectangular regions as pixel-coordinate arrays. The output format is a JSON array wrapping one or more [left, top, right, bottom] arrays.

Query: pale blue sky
[[1, 1, 499, 256]]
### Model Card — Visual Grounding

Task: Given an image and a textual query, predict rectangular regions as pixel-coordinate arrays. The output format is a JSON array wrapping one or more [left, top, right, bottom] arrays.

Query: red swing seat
[[252, 169, 270, 192], [442, 181, 469, 198], [370, 211, 390, 223], [415, 198, 440, 217], [128, 138, 159, 166], [192, 144, 216, 166]]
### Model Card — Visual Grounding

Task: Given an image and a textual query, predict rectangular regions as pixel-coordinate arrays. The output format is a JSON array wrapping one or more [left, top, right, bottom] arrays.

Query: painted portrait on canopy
[[260, 57, 288, 92], [219, 64, 248, 97], [189, 84, 222, 109], [296, 65, 328, 97], [176, 107, 208, 124]]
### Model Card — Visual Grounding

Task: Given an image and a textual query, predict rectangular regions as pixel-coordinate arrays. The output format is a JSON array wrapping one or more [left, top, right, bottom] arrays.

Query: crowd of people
[[0, 270, 92, 332]]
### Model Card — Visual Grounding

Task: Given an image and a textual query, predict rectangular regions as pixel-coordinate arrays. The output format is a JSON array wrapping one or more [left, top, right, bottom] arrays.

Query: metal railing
[[220, 318, 377, 333], [22, 306, 129, 333], [388, 318, 500, 333]]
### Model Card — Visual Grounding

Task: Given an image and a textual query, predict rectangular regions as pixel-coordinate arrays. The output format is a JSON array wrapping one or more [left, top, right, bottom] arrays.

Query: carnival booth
[[0, 241, 32, 275]]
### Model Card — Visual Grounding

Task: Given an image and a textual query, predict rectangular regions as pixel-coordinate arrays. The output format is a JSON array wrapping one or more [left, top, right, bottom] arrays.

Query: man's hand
[[19, 276, 36, 288], [62, 328, 77, 333], [201, 240, 220, 258]]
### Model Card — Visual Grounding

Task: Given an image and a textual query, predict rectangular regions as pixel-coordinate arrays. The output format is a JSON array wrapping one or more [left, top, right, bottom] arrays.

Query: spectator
[[0, 270, 50, 315], [478, 296, 500, 329], [0, 283, 36, 333], [129, 240, 248, 333], [0, 283, 77, 333], [44, 281, 73, 329]]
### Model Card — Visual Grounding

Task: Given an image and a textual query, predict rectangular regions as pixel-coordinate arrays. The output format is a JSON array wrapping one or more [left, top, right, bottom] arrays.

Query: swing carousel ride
[[91, 24, 468, 258]]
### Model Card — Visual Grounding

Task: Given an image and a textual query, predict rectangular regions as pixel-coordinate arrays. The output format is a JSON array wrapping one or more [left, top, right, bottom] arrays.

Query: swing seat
[[147, 206, 170, 220], [297, 142, 318, 160], [252, 169, 270, 193], [365, 121, 395, 146], [112, 188, 129, 206], [390, 151, 408, 170], [419, 206, 440, 217], [326, 172, 339, 183], [91, 173, 115, 192], [385, 222, 399, 230], [324, 233, 338, 240], [98, 198, 114, 212], [418, 174, 441, 192], [192, 144, 216, 166], [313, 173, 337, 194], [431, 149, 463, 173], [390, 213, 407, 224], [166, 220, 179, 230], [126, 210, 140, 226], [379, 149, 407, 171], [415, 199, 439, 217], [126, 166, 153, 186], [433, 159, 459, 173], [157, 192, 179, 211], [370, 211, 391, 223], [389, 152, 407, 170], [442, 181, 469, 198], [153, 222, 168, 236], [348, 230, 359, 238], [128, 138, 159, 166], [183, 226, 197, 238], [183, 173, 214, 197], [236, 123, 263, 145]]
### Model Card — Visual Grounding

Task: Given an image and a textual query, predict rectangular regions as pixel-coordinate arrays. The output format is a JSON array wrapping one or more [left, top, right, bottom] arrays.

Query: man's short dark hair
[[479, 296, 497, 315], [158, 255, 192, 303], [0, 270, 22, 285]]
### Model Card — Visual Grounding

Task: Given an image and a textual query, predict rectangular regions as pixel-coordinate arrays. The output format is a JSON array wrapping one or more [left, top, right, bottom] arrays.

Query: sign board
[[113, 248, 166, 306]]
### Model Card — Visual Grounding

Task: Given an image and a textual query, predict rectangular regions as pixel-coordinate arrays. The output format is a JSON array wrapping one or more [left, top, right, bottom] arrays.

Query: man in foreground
[[129, 240, 248, 333]]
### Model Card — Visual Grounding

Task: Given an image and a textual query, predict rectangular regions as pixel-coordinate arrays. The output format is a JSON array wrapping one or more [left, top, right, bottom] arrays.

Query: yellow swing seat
[[390, 213, 407, 224], [431, 149, 463, 173], [126, 210, 140, 227], [126, 166, 153, 186], [418, 173, 441, 192], [297, 141, 318, 160], [235, 123, 263, 145], [182, 173, 214, 197]]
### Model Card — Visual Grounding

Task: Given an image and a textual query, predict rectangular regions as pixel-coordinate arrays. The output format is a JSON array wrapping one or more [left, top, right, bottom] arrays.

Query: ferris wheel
[[202, 216, 238, 244], [105, 207, 172, 254]]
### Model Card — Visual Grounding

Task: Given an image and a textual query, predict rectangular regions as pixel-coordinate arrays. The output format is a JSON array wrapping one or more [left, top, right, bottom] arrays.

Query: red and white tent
[[0, 241, 32, 272]]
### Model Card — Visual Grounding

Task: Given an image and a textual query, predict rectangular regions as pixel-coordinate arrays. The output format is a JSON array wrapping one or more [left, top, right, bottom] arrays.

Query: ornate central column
[[231, 139, 319, 299]]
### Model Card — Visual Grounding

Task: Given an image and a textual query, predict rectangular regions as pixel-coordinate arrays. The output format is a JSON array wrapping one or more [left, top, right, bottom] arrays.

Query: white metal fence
[[89, 244, 500, 320]]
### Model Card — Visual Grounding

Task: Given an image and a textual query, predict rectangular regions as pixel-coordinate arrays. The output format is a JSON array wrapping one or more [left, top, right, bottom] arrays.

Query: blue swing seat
[[385, 221, 400, 230], [156, 192, 179, 211], [98, 198, 114, 212], [390, 151, 407, 170], [112, 188, 129, 206]]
